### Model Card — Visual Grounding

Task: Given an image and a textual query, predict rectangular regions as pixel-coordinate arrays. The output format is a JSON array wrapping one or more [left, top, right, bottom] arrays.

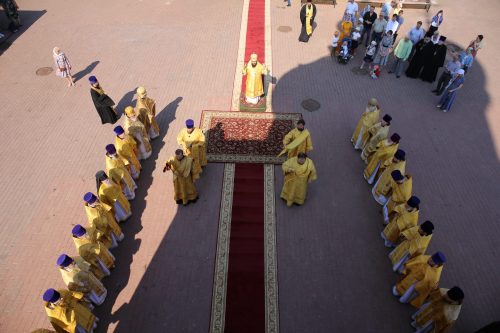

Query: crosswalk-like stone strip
[[264, 163, 279, 333], [263, 0, 279, 332], [210, 163, 235, 333]]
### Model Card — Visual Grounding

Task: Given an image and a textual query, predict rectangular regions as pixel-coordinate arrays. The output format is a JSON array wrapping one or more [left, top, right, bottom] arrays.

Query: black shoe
[[396, 75, 401, 78], [176, 199, 183, 205], [431, 90, 438, 93], [189, 196, 199, 204]]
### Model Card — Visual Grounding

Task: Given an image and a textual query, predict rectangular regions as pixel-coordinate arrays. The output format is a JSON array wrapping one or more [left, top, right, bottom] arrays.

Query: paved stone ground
[[0, 0, 498, 332], [272, 0, 500, 332]]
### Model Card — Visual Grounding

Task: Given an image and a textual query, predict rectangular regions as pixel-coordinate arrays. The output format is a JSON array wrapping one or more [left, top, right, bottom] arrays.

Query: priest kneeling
[[281, 152, 317, 207]]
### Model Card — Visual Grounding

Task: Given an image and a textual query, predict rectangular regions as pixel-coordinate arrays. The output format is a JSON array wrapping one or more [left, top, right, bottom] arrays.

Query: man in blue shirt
[[459, 47, 474, 74], [433, 53, 462, 95]]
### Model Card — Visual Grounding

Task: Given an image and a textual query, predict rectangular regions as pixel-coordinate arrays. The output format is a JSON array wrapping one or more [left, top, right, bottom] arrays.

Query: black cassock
[[406, 40, 435, 78], [90, 88, 119, 125], [420, 44, 447, 83], [299, 3, 317, 43]]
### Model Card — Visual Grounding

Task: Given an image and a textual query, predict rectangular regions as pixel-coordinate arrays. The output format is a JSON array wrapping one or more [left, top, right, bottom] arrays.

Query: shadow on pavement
[[0, 10, 46, 55]]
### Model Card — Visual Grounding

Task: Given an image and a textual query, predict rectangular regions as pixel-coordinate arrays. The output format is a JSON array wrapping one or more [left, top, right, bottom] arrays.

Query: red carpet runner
[[225, 0, 267, 331]]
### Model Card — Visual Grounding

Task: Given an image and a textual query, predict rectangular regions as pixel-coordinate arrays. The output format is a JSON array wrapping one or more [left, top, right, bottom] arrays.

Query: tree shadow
[[0, 10, 46, 55], [94, 96, 182, 332], [271, 39, 499, 332], [73, 61, 100, 83]]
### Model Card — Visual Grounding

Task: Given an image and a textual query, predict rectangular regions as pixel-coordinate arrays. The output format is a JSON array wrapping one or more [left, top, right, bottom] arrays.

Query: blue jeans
[[287, 0, 291, 5]]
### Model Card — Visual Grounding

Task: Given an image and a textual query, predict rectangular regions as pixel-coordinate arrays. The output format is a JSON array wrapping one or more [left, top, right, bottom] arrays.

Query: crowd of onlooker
[[330, 0, 484, 112]]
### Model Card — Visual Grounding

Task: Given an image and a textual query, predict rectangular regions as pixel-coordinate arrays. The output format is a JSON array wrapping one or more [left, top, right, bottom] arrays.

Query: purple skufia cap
[[391, 170, 404, 181], [71, 224, 86, 237], [83, 192, 97, 204], [390, 133, 401, 143], [88, 75, 98, 83], [185, 119, 194, 128], [394, 149, 405, 161], [407, 196, 420, 208], [114, 126, 125, 135], [105, 144, 116, 155], [43, 288, 60, 303], [56, 254, 73, 267], [431, 251, 446, 265]]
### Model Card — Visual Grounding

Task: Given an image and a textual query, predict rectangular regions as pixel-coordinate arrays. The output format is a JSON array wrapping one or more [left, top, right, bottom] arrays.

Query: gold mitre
[[136, 86, 147, 98], [124, 106, 136, 117]]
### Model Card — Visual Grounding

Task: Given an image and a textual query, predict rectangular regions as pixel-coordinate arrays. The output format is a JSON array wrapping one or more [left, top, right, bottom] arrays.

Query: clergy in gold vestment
[[393, 252, 445, 308], [382, 170, 412, 223], [72, 224, 115, 278], [96, 170, 132, 223], [390, 221, 434, 272], [381, 196, 420, 247], [136, 86, 160, 139], [114, 125, 141, 179], [281, 153, 317, 207], [105, 144, 137, 201], [351, 98, 380, 150], [372, 149, 406, 205], [363, 133, 401, 184], [361, 114, 392, 161], [123, 106, 152, 160], [177, 119, 207, 177], [242, 53, 267, 104], [164, 149, 199, 205], [412, 287, 464, 332], [279, 119, 313, 159], [43, 288, 97, 333], [56, 254, 107, 306], [84, 192, 124, 246]]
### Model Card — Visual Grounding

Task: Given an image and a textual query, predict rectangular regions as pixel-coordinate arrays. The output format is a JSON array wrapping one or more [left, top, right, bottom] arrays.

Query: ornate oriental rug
[[200, 110, 302, 164]]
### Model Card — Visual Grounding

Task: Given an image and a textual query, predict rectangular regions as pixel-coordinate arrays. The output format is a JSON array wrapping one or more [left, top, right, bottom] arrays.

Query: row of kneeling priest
[[351, 97, 464, 333], [39, 85, 211, 333]]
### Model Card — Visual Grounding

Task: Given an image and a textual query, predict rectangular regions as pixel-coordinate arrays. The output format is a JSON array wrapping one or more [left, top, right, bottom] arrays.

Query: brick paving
[[0, 0, 499, 332]]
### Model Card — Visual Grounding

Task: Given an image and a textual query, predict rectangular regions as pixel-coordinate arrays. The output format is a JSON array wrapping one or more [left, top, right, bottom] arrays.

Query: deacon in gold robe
[[383, 170, 413, 223], [123, 106, 152, 160], [280, 119, 313, 159], [412, 287, 464, 333], [96, 170, 132, 222], [84, 192, 124, 247], [372, 149, 406, 204], [105, 144, 137, 200], [56, 254, 107, 306], [43, 288, 97, 333], [281, 152, 317, 207], [242, 53, 267, 104], [389, 221, 434, 272], [114, 125, 141, 179], [361, 114, 392, 161], [363, 133, 401, 184], [163, 149, 199, 205], [393, 251, 445, 308], [136, 86, 160, 139], [177, 119, 207, 177], [381, 196, 420, 248], [72, 224, 115, 277], [351, 98, 380, 150]]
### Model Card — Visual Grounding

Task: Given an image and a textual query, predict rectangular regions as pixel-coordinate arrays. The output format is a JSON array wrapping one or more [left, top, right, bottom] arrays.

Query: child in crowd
[[351, 26, 362, 56], [370, 65, 381, 79], [331, 31, 340, 57], [360, 40, 377, 69]]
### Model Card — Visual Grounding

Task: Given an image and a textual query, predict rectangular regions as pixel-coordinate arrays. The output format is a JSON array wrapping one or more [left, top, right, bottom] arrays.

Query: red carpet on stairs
[[224, 0, 267, 331], [225, 164, 265, 332]]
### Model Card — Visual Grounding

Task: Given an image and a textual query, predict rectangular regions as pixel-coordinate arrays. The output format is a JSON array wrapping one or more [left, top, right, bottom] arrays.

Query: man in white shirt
[[345, 0, 359, 24], [386, 14, 399, 34]]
